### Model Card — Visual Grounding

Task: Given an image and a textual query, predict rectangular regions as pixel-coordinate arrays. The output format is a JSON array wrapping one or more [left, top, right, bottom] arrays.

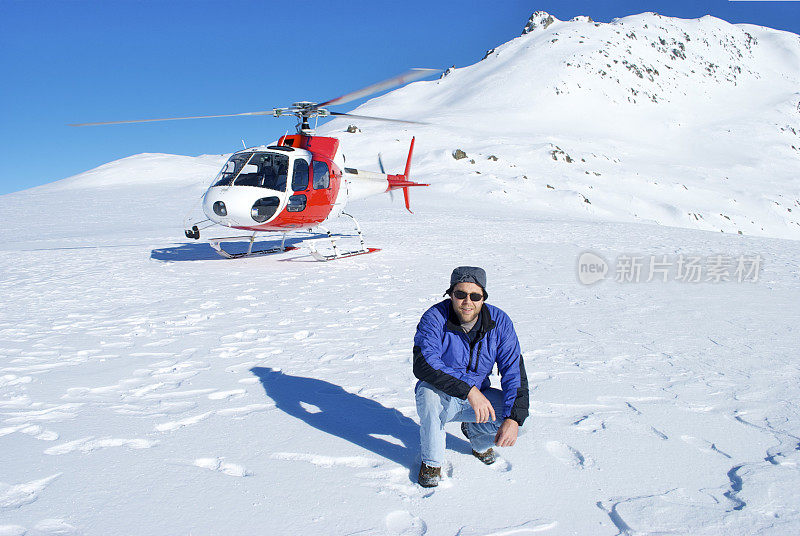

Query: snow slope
[[322, 11, 800, 241], [2, 11, 800, 536]]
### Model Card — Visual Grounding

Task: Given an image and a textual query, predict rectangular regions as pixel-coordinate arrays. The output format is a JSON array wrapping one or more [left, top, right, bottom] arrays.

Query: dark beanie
[[445, 266, 488, 298]]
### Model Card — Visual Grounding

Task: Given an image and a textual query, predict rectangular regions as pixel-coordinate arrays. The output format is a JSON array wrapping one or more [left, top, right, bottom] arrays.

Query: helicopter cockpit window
[[218, 152, 289, 191], [291, 159, 309, 191], [312, 161, 330, 189], [212, 153, 251, 187]]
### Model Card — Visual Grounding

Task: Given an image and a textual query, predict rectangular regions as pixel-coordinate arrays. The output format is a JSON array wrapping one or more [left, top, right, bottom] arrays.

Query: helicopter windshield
[[212, 152, 289, 191]]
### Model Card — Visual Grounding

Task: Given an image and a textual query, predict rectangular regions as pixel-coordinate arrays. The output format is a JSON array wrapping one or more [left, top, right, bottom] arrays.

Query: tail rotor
[[386, 137, 427, 213]]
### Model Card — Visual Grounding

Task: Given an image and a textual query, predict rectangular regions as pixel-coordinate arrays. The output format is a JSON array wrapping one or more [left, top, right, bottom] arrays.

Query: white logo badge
[[577, 251, 608, 285]]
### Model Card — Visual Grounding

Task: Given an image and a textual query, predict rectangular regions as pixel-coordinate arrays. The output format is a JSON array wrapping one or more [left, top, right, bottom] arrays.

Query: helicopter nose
[[203, 188, 283, 227], [203, 190, 237, 225]]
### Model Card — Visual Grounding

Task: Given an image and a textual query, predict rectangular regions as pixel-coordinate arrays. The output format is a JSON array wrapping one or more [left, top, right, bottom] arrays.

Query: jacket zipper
[[465, 333, 475, 372], [466, 336, 484, 373], [474, 340, 483, 372]]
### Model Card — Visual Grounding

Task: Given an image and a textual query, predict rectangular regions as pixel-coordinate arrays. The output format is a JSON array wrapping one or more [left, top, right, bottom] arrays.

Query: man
[[412, 266, 529, 487]]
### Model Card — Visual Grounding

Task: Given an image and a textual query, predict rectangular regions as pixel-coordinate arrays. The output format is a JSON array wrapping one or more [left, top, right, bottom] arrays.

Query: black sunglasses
[[453, 290, 483, 302]]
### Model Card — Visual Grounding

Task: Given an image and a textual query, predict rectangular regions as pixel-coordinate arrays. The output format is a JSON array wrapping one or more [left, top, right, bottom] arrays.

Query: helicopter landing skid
[[306, 238, 381, 262], [207, 233, 296, 259], [304, 213, 380, 261]]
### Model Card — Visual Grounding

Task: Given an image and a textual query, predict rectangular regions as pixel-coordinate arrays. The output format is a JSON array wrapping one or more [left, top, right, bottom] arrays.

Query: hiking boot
[[461, 422, 497, 465], [471, 448, 497, 465], [417, 463, 441, 487], [460, 422, 472, 439]]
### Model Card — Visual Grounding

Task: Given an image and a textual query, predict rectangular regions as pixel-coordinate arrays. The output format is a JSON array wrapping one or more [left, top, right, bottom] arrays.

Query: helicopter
[[71, 68, 439, 260]]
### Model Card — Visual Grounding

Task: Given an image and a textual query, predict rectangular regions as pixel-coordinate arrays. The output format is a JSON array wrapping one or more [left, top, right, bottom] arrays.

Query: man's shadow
[[250, 367, 470, 481]]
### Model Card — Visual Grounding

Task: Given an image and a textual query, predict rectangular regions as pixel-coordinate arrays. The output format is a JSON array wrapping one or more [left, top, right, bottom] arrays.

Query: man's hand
[[466, 386, 496, 423], [494, 419, 519, 447]]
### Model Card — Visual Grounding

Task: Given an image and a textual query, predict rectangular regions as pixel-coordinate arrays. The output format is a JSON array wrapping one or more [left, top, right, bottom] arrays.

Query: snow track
[[1, 195, 799, 533]]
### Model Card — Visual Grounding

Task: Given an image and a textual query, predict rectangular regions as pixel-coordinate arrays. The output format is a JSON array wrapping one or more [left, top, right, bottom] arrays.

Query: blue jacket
[[413, 300, 529, 425]]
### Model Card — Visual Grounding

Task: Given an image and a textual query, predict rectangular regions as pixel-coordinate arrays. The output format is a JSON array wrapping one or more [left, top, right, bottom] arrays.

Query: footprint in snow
[[489, 457, 512, 472], [0, 474, 62, 509], [20, 425, 59, 441], [0, 519, 78, 536], [194, 458, 251, 477], [155, 411, 214, 432], [270, 452, 381, 468], [0, 424, 58, 441], [44, 437, 156, 455], [207, 389, 246, 400], [680, 435, 732, 458], [358, 468, 419, 498], [545, 441, 589, 469], [385, 510, 427, 536], [456, 519, 558, 536]]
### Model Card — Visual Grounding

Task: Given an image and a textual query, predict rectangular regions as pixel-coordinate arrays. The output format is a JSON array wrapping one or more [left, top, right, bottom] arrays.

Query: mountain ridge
[[322, 11, 800, 240]]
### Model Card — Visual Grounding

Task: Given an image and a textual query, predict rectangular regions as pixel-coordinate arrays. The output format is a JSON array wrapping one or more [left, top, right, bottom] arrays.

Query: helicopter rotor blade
[[318, 68, 440, 108], [69, 110, 276, 127], [70, 68, 440, 127], [329, 111, 427, 125], [377, 152, 394, 201]]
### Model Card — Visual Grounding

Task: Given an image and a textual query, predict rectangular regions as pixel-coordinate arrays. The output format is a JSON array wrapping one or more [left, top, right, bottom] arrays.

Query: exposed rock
[[452, 149, 468, 160], [550, 146, 574, 163], [345, 125, 360, 133], [488, 155, 498, 161], [522, 11, 556, 35]]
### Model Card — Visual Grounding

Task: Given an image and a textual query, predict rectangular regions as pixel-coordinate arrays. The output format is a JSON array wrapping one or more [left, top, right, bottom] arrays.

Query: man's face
[[451, 282, 484, 324]]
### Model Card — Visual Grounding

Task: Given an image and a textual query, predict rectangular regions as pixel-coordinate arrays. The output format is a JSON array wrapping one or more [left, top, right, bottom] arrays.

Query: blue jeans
[[415, 381, 506, 468]]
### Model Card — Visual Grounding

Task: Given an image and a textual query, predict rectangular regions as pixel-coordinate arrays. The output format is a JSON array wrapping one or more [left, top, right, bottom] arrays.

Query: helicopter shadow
[[149, 234, 325, 262], [250, 367, 471, 481]]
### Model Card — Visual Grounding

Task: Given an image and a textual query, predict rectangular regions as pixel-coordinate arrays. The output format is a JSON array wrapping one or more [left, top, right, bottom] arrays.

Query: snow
[[43, 153, 228, 191], [2, 11, 800, 536]]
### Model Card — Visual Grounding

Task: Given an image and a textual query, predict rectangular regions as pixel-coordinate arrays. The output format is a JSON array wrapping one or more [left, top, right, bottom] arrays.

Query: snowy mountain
[[43, 153, 227, 191], [321, 11, 800, 240], [2, 11, 800, 536]]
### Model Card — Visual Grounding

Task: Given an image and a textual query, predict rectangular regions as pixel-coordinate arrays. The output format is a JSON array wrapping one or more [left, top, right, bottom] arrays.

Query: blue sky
[[1, 0, 799, 195]]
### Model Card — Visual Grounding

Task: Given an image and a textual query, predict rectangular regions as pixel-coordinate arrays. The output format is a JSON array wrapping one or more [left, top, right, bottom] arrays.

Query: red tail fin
[[403, 136, 415, 178], [387, 137, 428, 213]]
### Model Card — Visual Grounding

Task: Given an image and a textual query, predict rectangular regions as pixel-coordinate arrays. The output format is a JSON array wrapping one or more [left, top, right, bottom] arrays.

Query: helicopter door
[[302, 160, 336, 221], [312, 161, 330, 189], [287, 158, 309, 212]]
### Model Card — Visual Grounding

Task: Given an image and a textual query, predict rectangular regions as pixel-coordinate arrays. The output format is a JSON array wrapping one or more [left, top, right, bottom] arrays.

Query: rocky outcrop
[[522, 11, 557, 35]]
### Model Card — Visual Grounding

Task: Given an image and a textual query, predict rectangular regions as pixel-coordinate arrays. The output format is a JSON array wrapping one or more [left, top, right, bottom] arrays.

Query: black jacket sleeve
[[507, 355, 529, 426]]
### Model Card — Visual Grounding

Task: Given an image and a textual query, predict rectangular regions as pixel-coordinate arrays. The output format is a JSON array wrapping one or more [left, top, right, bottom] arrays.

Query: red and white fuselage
[[201, 134, 422, 232]]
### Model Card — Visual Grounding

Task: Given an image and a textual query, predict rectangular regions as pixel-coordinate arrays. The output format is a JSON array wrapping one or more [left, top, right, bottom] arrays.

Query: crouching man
[[413, 266, 529, 487]]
